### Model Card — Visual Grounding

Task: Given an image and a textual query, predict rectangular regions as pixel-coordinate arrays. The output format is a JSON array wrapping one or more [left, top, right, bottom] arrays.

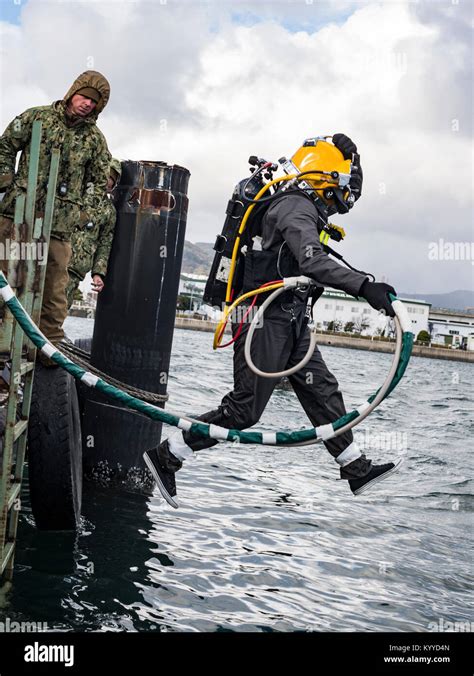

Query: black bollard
[[81, 160, 190, 491]]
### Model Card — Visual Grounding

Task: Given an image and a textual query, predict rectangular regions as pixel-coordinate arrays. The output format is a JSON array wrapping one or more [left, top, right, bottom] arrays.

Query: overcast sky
[[0, 0, 472, 294]]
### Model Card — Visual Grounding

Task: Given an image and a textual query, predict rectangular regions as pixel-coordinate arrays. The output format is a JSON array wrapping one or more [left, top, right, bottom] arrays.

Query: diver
[[144, 133, 403, 508]]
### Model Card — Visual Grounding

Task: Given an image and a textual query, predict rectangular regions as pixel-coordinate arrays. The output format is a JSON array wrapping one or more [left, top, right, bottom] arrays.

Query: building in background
[[311, 289, 430, 336], [178, 273, 207, 310], [428, 308, 474, 348]]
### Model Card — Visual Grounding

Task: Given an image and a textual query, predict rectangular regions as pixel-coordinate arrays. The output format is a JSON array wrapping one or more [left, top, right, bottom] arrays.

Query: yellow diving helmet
[[287, 136, 355, 213]]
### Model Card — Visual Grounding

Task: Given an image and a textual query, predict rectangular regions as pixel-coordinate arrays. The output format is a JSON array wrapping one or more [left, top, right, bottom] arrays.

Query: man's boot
[[143, 439, 183, 509], [348, 459, 403, 496]]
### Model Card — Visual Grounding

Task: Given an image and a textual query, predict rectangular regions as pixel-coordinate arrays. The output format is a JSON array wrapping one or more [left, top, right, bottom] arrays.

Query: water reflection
[[10, 483, 160, 631]]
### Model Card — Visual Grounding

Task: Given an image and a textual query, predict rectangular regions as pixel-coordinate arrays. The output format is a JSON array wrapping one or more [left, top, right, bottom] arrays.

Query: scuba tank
[[203, 157, 277, 309]]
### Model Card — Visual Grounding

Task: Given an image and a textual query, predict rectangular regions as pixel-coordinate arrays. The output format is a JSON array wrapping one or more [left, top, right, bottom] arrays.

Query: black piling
[[81, 160, 190, 491]]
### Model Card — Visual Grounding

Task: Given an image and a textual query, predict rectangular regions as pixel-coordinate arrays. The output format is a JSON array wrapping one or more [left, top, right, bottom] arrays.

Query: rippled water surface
[[3, 318, 473, 632]]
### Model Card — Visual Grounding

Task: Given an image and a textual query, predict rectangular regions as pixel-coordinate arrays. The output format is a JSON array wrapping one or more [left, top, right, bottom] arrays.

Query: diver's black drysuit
[[181, 191, 372, 480]]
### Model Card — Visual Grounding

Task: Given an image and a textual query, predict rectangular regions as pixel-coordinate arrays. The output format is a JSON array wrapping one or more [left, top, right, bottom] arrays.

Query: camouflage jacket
[[0, 71, 113, 241], [69, 195, 116, 279]]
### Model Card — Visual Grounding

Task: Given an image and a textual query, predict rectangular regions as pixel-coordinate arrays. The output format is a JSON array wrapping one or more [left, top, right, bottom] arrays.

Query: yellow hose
[[213, 282, 284, 349]]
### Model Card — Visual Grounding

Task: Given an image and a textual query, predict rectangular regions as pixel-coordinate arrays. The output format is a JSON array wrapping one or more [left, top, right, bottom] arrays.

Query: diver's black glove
[[332, 133, 357, 160], [359, 279, 396, 317]]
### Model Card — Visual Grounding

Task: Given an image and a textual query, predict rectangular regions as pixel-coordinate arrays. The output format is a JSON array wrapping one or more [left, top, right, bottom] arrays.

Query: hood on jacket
[[63, 70, 110, 116]]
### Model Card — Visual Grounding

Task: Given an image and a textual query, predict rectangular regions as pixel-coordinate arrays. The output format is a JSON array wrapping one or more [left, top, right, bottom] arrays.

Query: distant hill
[[400, 289, 474, 312], [181, 241, 214, 275]]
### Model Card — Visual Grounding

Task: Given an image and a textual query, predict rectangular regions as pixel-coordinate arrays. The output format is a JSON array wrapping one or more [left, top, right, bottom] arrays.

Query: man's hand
[[91, 274, 104, 293], [332, 133, 357, 160], [359, 279, 396, 317]]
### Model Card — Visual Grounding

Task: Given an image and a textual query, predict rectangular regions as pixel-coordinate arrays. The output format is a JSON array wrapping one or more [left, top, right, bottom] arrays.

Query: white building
[[313, 288, 430, 337], [428, 308, 474, 348], [178, 272, 207, 310]]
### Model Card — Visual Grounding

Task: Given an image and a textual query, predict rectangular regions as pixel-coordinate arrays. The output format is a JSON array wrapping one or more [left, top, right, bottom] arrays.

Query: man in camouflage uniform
[[66, 158, 121, 308], [0, 70, 113, 346]]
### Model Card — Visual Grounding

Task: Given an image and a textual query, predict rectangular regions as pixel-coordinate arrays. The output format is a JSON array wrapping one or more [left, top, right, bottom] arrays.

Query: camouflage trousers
[[0, 215, 71, 345]]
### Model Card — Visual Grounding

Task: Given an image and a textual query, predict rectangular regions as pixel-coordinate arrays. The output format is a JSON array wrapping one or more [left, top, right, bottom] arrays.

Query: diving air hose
[[0, 272, 413, 448], [244, 278, 318, 378], [243, 277, 412, 444]]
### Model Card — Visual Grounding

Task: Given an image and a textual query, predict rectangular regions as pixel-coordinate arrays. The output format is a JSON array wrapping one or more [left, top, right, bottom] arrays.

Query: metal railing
[[0, 120, 58, 586]]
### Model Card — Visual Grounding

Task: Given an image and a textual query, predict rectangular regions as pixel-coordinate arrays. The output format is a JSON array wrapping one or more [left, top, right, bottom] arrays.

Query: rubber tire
[[74, 337, 92, 353], [28, 362, 83, 530]]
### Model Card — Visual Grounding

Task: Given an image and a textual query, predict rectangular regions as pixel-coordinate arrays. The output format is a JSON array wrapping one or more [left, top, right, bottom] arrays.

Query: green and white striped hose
[[0, 272, 414, 447]]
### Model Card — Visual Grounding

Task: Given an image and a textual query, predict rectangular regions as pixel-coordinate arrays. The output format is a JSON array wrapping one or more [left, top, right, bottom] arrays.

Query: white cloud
[[0, 0, 472, 293]]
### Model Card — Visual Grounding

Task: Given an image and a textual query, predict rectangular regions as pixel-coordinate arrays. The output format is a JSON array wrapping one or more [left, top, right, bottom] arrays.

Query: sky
[[0, 0, 472, 294]]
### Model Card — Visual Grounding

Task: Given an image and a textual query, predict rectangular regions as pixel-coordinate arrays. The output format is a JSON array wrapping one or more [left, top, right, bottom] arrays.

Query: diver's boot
[[349, 458, 403, 496], [143, 440, 182, 509]]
